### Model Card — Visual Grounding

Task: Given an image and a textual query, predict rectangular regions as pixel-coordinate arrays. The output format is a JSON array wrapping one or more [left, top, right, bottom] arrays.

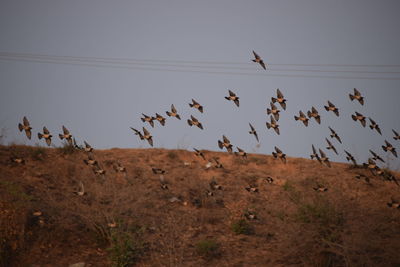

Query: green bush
[[231, 219, 253, 235], [196, 239, 220, 258]]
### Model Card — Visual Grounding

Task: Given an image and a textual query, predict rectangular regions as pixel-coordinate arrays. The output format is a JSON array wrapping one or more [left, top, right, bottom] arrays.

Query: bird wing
[[23, 116, 30, 126], [171, 104, 177, 113], [43, 127, 49, 134], [228, 90, 235, 96], [253, 50, 260, 59], [143, 127, 150, 135], [223, 135, 230, 143], [277, 88, 283, 99], [354, 88, 361, 96], [62, 125, 69, 135], [249, 123, 255, 131]]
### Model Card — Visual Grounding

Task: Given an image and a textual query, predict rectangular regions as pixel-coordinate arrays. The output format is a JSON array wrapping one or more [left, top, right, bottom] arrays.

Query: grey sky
[[1, 0, 400, 169]]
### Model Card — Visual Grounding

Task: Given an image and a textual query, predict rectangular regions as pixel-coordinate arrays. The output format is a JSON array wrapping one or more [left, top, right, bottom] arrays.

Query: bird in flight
[[294, 110, 309, 127], [38, 127, 52, 146], [225, 90, 240, 107], [349, 88, 364, 105], [248, 123, 259, 142], [189, 99, 203, 113], [266, 116, 280, 135], [187, 115, 204, 130], [251, 50, 267, 70], [18, 116, 32, 139], [271, 89, 287, 110], [166, 104, 181, 120], [324, 101, 339, 116], [351, 112, 366, 127]]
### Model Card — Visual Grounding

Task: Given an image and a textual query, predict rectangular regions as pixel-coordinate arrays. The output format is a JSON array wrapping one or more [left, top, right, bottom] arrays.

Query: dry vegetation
[[0, 144, 399, 266]]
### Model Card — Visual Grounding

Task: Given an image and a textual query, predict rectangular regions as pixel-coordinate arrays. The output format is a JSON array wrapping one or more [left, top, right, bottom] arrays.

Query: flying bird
[[392, 129, 400, 140], [325, 138, 338, 155], [349, 88, 364, 105], [328, 127, 342, 143], [344, 150, 357, 166], [18, 116, 32, 139], [251, 50, 267, 70], [319, 149, 331, 167], [166, 104, 181, 120], [351, 112, 366, 127], [267, 102, 280, 121], [266, 116, 280, 135], [271, 89, 287, 110], [212, 157, 223, 168], [382, 140, 397, 157], [193, 148, 206, 160], [113, 162, 127, 173], [235, 147, 247, 159], [355, 174, 370, 184], [155, 113, 166, 126], [387, 198, 400, 209], [310, 145, 321, 163], [130, 127, 144, 140], [369, 149, 385, 163], [142, 127, 153, 146], [59, 125, 73, 145], [307, 107, 321, 124], [83, 141, 93, 153], [152, 167, 166, 174], [141, 113, 155, 128], [272, 146, 286, 163], [37, 127, 52, 146], [187, 115, 203, 130], [369, 118, 381, 135], [363, 158, 379, 175], [324, 101, 339, 116], [294, 111, 309, 127], [218, 135, 233, 153], [225, 90, 240, 107], [83, 154, 98, 167], [248, 123, 259, 142], [189, 99, 203, 113], [313, 184, 328, 192]]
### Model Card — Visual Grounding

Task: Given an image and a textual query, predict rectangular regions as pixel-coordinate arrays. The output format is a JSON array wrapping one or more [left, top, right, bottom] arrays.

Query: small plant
[[196, 239, 220, 259], [283, 180, 294, 191], [29, 145, 46, 161], [231, 219, 253, 235], [167, 150, 178, 160], [57, 141, 77, 155]]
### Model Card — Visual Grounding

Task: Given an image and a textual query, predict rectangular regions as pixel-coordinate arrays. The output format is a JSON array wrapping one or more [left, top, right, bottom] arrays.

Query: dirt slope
[[0, 144, 399, 267]]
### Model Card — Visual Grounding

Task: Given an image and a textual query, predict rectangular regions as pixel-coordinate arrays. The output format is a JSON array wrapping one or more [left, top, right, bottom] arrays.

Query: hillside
[[1, 144, 399, 267]]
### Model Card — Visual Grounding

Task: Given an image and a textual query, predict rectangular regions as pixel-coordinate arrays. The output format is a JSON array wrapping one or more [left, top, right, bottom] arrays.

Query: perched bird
[[142, 127, 153, 146], [313, 184, 328, 192], [271, 89, 287, 110], [248, 123, 259, 142], [74, 181, 86, 196], [113, 162, 126, 173], [141, 113, 155, 128], [58, 125, 73, 145], [187, 115, 203, 130], [325, 138, 338, 155], [310, 145, 321, 163], [392, 129, 400, 140], [225, 90, 240, 107], [93, 167, 106, 176], [351, 112, 366, 127], [382, 140, 397, 157], [307, 107, 321, 124], [324, 101, 339, 116], [189, 99, 203, 113], [272, 146, 286, 163], [209, 180, 222, 190], [166, 104, 181, 120], [319, 149, 331, 167], [152, 167, 166, 174], [349, 88, 364, 105], [130, 127, 144, 140], [155, 113, 166, 126], [328, 127, 342, 143], [251, 50, 267, 70], [218, 135, 233, 153], [18, 116, 32, 139], [37, 127, 52, 146], [363, 158, 379, 176], [354, 174, 370, 184], [83, 141, 93, 153], [244, 211, 258, 220], [83, 154, 98, 167], [344, 150, 357, 166], [212, 157, 223, 168], [245, 185, 259, 193], [267, 102, 280, 121], [72, 138, 83, 150], [387, 198, 400, 209], [368, 118, 382, 135], [193, 148, 206, 160], [369, 149, 385, 163], [265, 177, 274, 184], [266, 116, 280, 135], [235, 147, 247, 159], [294, 110, 309, 126], [10, 157, 25, 164]]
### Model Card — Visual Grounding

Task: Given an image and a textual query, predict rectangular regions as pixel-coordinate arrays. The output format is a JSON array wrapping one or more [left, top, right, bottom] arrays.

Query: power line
[[1, 53, 400, 80]]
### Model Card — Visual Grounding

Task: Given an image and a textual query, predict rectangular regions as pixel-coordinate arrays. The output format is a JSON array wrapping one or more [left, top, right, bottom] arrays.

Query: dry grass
[[0, 145, 399, 266]]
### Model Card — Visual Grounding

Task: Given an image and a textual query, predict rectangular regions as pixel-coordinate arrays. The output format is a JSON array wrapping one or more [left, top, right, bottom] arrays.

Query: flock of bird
[[13, 51, 400, 209]]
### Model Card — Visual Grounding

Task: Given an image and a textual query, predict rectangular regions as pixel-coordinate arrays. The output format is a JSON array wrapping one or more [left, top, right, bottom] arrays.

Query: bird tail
[[351, 115, 357, 121], [176, 114, 181, 120], [38, 133, 43, 139], [349, 94, 355, 101], [187, 120, 193, 126], [324, 106, 329, 111], [294, 116, 299, 121], [266, 122, 271, 129], [59, 134, 64, 140], [18, 123, 23, 132], [267, 108, 271, 115]]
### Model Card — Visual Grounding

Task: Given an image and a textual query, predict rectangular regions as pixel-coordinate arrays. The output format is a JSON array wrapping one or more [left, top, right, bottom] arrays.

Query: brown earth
[[0, 144, 399, 267]]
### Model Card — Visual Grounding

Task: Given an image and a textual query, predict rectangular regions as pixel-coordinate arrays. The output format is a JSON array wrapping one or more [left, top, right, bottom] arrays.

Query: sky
[[1, 0, 400, 169]]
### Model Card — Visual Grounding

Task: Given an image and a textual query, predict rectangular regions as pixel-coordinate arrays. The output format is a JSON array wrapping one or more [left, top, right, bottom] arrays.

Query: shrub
[[57, 141, 77, 155], [196, 239, 220, 259], [29, 145, 46, 161], [167, 150, 178, 160], [231, 219, 253, 235]]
